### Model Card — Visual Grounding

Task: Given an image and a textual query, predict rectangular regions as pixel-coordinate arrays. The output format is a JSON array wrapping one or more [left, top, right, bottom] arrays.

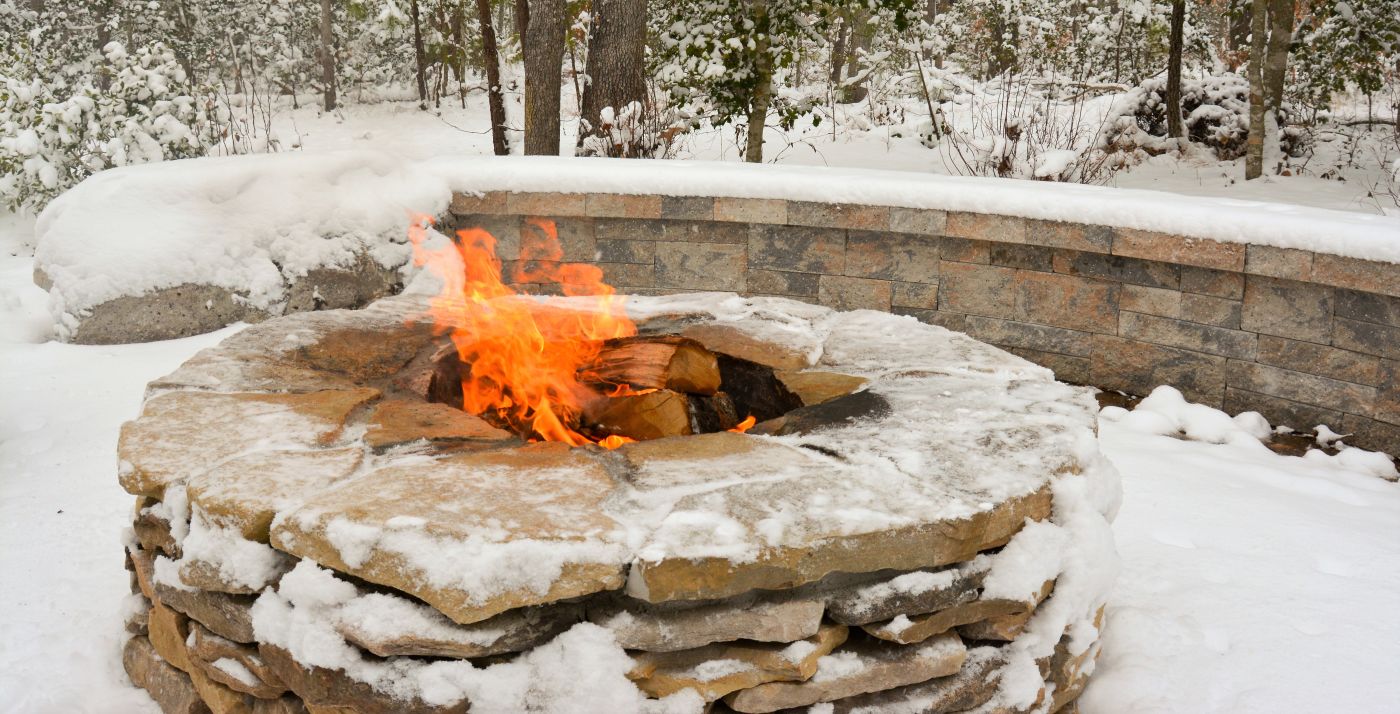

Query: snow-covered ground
[[3, 207, 1399, 713]]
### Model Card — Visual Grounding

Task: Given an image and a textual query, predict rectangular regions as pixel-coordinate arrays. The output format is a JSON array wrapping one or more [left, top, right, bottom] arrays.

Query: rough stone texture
[[1117, 311, 1257, 360], [1090, 335, 1226, 407], [1179, 266, 1245, 299], [715, 197, 788, 224], [1241, 276, 1335, 345], [1245, 245, 1314, 279], [259, 645, 463, 714], [1225, 361, 1377, 416], [1026, 220, 1112, 253], [680, 323, 814, 370], [775, 370, 869, 406], [844, 231, 940, 283], [661, 196, 715, 220], [1312, 253, 1400, 298], [597, 238, 658, 264], [788, 201, 889, 231], [187, 448, 363, 543], [271, 444, 628, 625], [892, 282, 939, 309], [889, 208, 947, 236], [1006, 348, 1092, 384], [864, 597, 1032, 645], [589, 597, 825, 652], [938, 262, 1015, 319], [655, 242, 747, 291], [1013, 272, 1119, 335], [941, 238, 991, 264], [1332, 317, 1400, 360], [825, 558, 990, 626], [1119, 284, 1181, 318], [746, 269, 820, 297], [1223, 388, 1343, 434], [123, 635, 211, 714], [819, 275, 894, 311], [131, 548, 257, 643], [1255, 335, 1381, 386], [188, 621, 289, 699], [990, 243, 1056, 272], [964, 317, 1093, 358], [362, 400, 514, 451], [1179, 293, 1243, 329], [628, 623, 848, 701], [748, 225, 846, 274], [1112, 229, 1245, 271], [595, 217, 748, 244], [946, 213, 1027, 243], [119, 388, 379, 498], [817, 647, 1006, 714], [506, 191, 587, 217], [1054, 252, 1179, 290], [338, 601, 584, 659], [724, 633, 968, 713], [585, 193, 663, 219], [72, 284, 272, 345], [283, 256, 402, 315]]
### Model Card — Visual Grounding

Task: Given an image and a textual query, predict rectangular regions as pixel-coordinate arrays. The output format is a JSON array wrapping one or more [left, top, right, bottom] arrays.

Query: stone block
[[826, 559, 989, 625], [938, 262, 1015, 319], [123, 636, 206, 714], [1335, 289, 1400, 327], [660, 195, 714, 220], [448, 191, 508, 215], [1256, 335, 1381, 386], [1053, 251, 1179, 289], [788, 201, 890, 230], [1180, 293, 1242, 328], [892, 281, 939, 309], [585, 193, 662, 218], [452, 214, 522, 256], [1090, 335, 1226, 406], [1025, 220, 1112, 253], [187, 448, 365, 542], [964, 316, 1094, 357], [890, 207, 948, 235], [819, 275, 894, 311], [1118, 311, 1256, 359], [1225, 360, 1377, 416], [1119, 284, 1181, 318], [506, 191, 587, 217], [362, 401, 514, 452], [1333, 317, 1400, 360], [715, 197, 787, 224], [590, 598, 824, 653], [1373, 360, 1400, 426], [1180, 265, 1245, 299], [817, 647, 1005, 714], [894, 308, 967, 332], [940, 238, 991, 264], [542, 216, 597, 261], [1241, 275, 1335, 344], [746, 269, 820, 297], [655, 242, 747, 291], [990, 243, 1056, 272], [1312, 253, 1400, 298], [844, 231, 941, 283], [596, 239, 657, 264], [1013, 271, 1120, 334], [1112, 229, 1246, 271], [260, 644, 463, 714], [1245, 245, 1314, 280], [946, 212, 1027, 243], [339, 599, 584, 660], [1223, 388, 1344, 432], [594, 218, 747, 244], [599, 262, 657, 288], [69, 283, 272, 345], [628, 623, 848, 702], [774, 370, 869, 406], [1004, 347, 1092, 384], [1339, 414, 1400, 456], [748, 224, 846, 274]]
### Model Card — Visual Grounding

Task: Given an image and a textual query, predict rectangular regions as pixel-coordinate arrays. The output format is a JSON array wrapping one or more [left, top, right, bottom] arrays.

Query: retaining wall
[[450, 189, 1400, 454]]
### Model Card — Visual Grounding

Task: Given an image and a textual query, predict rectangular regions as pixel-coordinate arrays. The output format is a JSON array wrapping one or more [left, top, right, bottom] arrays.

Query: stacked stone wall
[[452, 190, 1400, 454]]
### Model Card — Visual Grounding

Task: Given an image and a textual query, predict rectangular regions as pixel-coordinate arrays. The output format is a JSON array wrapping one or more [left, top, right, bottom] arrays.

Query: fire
[[407, 214, 637, 447], [729, 415, 757, 433]]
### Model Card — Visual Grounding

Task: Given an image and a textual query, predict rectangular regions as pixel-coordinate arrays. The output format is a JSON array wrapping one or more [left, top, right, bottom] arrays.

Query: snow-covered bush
[[1103, 75, 1310, 162], [0, 42, 225, 213]]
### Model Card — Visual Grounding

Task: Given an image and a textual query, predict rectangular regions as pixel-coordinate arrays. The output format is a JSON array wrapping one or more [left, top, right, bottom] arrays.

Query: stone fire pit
[[118, 291, 1118, 714]]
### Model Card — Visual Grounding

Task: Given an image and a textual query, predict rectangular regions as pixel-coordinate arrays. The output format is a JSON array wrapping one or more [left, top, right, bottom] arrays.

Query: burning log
[[587, 390, 695, 441], [584, 336, 721, 396]]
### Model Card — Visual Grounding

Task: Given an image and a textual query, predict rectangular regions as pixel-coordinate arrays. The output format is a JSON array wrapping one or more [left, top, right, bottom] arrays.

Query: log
[[586, 389, 694, 441], [585, 336, 721, 395], [689, 392, 741, 433]]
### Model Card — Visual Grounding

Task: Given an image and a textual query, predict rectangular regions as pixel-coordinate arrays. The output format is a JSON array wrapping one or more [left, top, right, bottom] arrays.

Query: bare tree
[[476, 0, 510, 155], [524, 0, 567, 155], [745, 0, 773, 163], [410, 0, 428, 107], [1263, 0, 1294, 117], [318, 0, 337, 112], [1166, 0, 1186, 139], [1245, 0, 1294, 178], [1245, 0, 1266, 178], [841, 8, 873, 103], [578, 0, 648, 156]]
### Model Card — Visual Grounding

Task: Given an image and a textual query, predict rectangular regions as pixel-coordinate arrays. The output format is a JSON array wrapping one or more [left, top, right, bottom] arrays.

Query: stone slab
[[362, 400, 515, 451], [825, 557, 990, 626], [627, 623, 848, 701], [187, 448, 363, 543], [123, 636, 209, 714], [589, 597, 825, 652]]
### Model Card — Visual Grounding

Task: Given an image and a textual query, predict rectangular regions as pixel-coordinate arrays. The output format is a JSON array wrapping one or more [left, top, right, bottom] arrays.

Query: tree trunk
[[744, 0, 773, 163], [829, 13, 847, 87], [841, 9, 873, 103], [476, 0, 510, 155], [578, 0, 647, 156], [1262, 0, 1293, 113], [410, 0, 428, 106], [514, 0, 530, 43], [1245, 0, 1266, 179], [523, 0, 567, 155], [1166, 0, 1186, 139], [319, 0, 337, 112]]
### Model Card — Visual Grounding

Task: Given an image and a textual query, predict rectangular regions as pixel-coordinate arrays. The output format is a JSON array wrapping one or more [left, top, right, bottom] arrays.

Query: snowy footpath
[[2, 221, 1399, 713]]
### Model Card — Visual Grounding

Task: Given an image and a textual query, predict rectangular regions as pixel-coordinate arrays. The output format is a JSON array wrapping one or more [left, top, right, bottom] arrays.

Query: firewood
[[689, 392, 741, 433], [585, 336, 721, 396], [586, 390, 694, 441]]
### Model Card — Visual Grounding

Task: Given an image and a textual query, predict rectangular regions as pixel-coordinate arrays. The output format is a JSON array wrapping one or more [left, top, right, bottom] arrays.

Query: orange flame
[[407, 215, 637, 446], [729, 415, 757, 433]]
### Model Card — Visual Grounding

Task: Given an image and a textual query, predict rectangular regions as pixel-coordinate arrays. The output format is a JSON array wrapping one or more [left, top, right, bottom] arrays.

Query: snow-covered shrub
[[0, 42, 225, 213]]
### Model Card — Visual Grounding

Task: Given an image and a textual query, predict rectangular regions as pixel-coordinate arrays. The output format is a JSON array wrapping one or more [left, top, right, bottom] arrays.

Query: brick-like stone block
[[1312, 253, 1400, 298], [1241, 275, 1334, 344], [596, 239, 656, 264], [889, 207, 947, 236], [1256, 335, 1381, 386], [452, 214, 523, 258], [1332, 317, 1400, 360], [1335, 289, 1400, 327], [748, 225, 845, 274], [1025, 220, 1112, 253], [844, 231, 940, 283], [1372, 360, 1400, 426], [1245, 245, 1313, 280], [594, 218, 746, 244], [1180, 293, 1242, 329], [1053, 251, 1179, 289], [748, 292, 820, 305], [1112, 229, 1246, 271], [1004, 347, 1092, 384], [585, 193, 662, 219], [450, 191, 508, 215], [1119, 284, 1181, 318], [746, 269, 819, 297], [892, 281, 938, 309], [990, 244, 1056, 272], [1014, 271, 1119, 334], [1090, 335, 1226, 407], [788, 201, 890, 231], [940, 238, 991, 264], [938, 261, 1014, 318], [506, 192, 588, 217], [1339, 414, 1400, 455], [655, 242, 746, 291], [598, 262, 656, 288], [1118, 311, 1256, 359], [964, 316, 1093, 357], [1179, 266, 1244, 299], [546, 217, 597, 261], [818, 275, 893, 311], [1223, 387, 1343, 432], [893, 307, 967, 331], [661, 196, 715, 220], [946, 212, 1027, 243], [714, 197, 787, 224], [1225, 360, 1376, 416]]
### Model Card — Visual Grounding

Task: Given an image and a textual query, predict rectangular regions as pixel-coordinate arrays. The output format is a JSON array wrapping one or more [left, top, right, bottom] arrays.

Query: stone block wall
[[451, 190, 1400, 454]]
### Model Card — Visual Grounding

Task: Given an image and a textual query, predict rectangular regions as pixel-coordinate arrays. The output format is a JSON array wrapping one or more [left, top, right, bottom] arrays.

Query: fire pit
[[117, 219, 1118, 713]]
